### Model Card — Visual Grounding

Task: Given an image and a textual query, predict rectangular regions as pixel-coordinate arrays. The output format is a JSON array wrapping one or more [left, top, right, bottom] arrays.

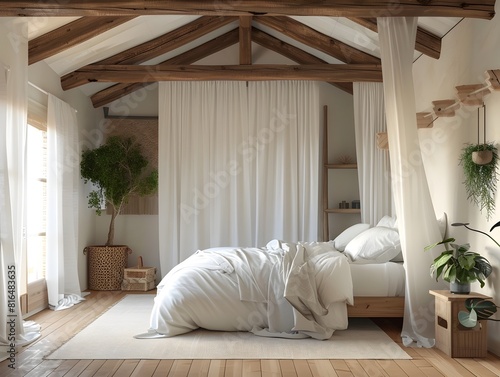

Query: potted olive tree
[[81, 135, 158, 290]]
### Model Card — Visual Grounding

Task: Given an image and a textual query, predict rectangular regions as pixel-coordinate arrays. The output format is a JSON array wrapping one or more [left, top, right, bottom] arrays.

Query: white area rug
[[47, 295, 411, 360]]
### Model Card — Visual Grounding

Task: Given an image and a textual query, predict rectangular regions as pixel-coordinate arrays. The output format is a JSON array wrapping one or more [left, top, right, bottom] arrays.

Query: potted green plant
[[425, 238, 492, 294], [425, 222, 499, 294], [81, 135, 158, 290], [459, 142, 498, 220]]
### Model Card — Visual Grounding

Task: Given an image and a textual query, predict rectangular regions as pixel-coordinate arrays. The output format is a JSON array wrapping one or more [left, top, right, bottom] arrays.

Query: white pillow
[[333, 223, 371, 251], [376, 215, 398, 230], [344, 226, 401, 263]]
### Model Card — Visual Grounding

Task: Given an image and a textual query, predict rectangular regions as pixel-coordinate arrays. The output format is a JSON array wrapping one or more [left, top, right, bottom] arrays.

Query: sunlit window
[[26, 124, 47, 283]]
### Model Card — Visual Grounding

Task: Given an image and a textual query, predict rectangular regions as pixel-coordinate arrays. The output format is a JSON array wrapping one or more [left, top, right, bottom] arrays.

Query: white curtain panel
[[158, 81, 319, 274], [377, 17, 443, 348], [46, 94, 84, 310], [353, 82, 393, 225], [0, 19, 40, 357], [248, 81, 319, 245]]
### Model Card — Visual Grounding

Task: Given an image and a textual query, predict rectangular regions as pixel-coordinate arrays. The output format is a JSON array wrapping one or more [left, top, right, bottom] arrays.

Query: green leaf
[[432, 252, 453, 268], [458, 309, 478, 328], [475, 257, 493, 278], [458, 254, 476, 270], [474, 300, 497, 320], [443, 264, 456, 282], [424, 238, 455, 251]]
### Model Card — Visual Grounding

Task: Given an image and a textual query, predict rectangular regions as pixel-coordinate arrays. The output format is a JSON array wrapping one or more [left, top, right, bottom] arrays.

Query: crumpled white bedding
[[138, 240, 353, 340]]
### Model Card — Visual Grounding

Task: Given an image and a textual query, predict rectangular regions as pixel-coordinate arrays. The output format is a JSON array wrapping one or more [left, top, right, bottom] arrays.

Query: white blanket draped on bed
[[142, 241, 353, 340]]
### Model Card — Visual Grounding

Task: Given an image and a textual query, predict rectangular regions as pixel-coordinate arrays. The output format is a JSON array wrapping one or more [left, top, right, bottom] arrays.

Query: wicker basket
[[84, 245, 131, 290], [122, 256, 156, 291]]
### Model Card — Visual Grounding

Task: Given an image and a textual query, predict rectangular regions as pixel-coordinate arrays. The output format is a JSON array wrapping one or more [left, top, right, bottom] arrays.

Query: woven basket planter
[[84, 245, 131, 290]]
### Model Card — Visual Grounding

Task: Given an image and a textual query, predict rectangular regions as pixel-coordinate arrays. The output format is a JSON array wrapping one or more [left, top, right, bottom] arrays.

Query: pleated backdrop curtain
[[158, 81, 319, 275], [353, 82, 393, 225], [377, 17, 443, 347], [46, 94, 85, 311], [0, 19, 40, 359]]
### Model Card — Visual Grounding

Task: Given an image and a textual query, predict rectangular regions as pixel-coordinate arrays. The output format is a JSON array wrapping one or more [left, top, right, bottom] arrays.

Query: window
[[26, 123, 47, 283]]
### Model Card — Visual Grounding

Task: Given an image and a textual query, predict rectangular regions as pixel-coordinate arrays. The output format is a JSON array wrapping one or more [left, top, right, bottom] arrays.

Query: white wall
[[414, 7, 500, 354]]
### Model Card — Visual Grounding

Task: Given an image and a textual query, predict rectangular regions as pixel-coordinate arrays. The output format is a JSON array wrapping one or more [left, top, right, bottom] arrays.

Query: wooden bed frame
[[347, 296, 405, 317]]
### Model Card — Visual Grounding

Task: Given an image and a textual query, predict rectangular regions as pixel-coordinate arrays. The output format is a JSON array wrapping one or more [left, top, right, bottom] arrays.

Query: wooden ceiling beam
[[252, 27, 353, 94], [96, 16, 237, 65], [63, 64, 382, 89], [1, 1, 495, 19], [90, 29, 240, 108], [239, 16, 253, 65], [255, 16, 380, 64], [348, 17, 442, 59], [91, 26, 358, 107], [29, 16, 137, 65]]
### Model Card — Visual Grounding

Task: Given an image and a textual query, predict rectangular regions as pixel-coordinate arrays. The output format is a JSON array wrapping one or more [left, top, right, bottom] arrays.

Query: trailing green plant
[[81, 135, 158, 246], [459, 142, 498, 220], [458, 298, 500, 328]]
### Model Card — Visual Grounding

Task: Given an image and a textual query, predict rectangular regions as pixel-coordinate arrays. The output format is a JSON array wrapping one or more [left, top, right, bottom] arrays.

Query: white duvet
[[141, 240, 353, 340]]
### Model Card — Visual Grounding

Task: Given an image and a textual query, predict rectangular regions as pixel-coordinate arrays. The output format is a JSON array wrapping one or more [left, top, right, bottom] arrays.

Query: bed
[[138, 216, 409, 340]]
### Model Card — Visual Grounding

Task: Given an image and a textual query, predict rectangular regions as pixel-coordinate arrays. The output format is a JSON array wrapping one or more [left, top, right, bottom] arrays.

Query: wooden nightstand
[[430, 289, 491, 358]]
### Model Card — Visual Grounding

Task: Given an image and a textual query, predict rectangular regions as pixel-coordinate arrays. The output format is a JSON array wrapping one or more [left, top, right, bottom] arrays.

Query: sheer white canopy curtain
[[46, 95, 85, 311], [353, 82, 393, 225], [377, 17, 442, 347], [158, 81, 319, 274], [0, 19, 40, 360]]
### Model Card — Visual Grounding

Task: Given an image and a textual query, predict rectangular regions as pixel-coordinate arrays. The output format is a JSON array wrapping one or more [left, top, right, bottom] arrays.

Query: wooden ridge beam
[[1, 1, 495, 19], [348, 17, 442, 59], [252, 27, 353, 93], [255, 16, 380, 65], [90, 28, 240, 108], [239, 16, 252, 65], [29, 16, 136, 65], [64, 64, 382, 90]]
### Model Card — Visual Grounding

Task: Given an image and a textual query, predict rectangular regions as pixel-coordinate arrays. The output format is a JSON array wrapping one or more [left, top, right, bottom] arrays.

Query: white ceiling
[[27, 15, 463, 100]]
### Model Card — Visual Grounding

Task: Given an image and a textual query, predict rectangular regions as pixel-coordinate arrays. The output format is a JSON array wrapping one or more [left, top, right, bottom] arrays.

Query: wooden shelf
[[326, 208, 361, 214], [325, 163, 357, 169], [322, 105, 360, 240]]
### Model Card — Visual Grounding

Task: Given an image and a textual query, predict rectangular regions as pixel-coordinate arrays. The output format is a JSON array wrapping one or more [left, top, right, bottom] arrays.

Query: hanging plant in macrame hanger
[[459, 104, 499, 220]]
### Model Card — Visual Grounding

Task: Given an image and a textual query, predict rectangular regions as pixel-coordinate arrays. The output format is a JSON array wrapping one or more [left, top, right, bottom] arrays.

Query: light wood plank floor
[[2, 290, 500, 377]]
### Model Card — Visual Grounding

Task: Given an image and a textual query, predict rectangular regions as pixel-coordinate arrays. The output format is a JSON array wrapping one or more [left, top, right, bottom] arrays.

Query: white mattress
[[350, 262, 405, 297]]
